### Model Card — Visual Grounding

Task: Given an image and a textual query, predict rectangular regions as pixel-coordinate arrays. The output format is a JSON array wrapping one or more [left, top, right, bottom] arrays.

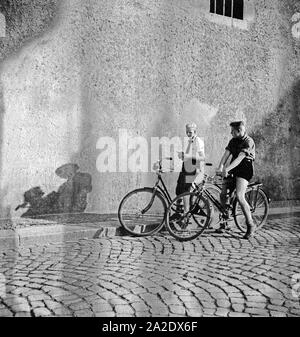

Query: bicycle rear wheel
[[118, 187, 167, 236], [233, 188, 269, 233], [165, 191, 211, 241]]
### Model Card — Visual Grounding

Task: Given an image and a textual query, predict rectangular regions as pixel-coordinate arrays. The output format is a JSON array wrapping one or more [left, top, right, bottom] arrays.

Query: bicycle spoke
[[166, 192, 211, 241], [118, 188, 166, 236], [255, 197, 265, 208], [233, 189, 269, 233]]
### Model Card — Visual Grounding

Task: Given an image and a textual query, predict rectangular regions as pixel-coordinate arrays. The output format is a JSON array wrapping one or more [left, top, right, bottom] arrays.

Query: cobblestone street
[[0, 217, 300, 317]]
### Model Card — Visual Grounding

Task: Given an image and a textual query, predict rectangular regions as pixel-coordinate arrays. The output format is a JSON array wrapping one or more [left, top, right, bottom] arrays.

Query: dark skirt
[[175, 172, 194, 195]]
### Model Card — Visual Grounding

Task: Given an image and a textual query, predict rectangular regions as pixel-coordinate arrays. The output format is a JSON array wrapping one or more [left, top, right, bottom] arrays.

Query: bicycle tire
[[165, 191, 212, 241], [118, 187, 167, 236], [233, 188, 269, 233]]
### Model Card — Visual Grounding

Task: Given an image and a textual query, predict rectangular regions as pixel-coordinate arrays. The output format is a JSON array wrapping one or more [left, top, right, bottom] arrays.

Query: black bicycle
[[165, 170, 270, 241], [118, 158, 177, 236]]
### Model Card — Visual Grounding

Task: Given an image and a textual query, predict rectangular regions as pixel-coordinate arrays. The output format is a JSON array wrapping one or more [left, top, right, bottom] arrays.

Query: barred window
[[210, 0, 244, 20]]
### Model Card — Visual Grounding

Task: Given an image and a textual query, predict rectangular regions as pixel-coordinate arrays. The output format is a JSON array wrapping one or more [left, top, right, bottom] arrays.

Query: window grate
[[210, 0, 244, 20]]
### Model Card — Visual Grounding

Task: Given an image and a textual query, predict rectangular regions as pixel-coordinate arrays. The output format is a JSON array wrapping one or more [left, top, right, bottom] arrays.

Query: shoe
[[215, 222, 228, 233], [243, 222, 257, 239], [223, 210, 230, 220]]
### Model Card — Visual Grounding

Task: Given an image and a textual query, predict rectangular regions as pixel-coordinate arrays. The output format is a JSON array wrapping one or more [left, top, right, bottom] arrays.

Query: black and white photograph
[[0, 0, 299, 326]]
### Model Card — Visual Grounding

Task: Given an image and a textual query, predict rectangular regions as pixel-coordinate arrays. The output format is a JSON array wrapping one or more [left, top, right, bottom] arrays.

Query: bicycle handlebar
[[153, 160, 216, 174], [152, 157, 174, 173], [203, 171, 234, 185]]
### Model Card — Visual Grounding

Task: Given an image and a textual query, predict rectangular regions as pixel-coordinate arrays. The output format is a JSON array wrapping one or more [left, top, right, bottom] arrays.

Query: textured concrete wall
[[0, 0, 299, 217]]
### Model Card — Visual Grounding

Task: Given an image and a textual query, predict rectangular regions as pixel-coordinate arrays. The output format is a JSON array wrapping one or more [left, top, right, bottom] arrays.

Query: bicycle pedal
[[179, 219, 190, 230], [216, 224, 230, 233]]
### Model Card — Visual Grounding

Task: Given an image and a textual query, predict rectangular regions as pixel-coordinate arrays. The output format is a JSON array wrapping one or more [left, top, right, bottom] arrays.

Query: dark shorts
[[230, 159, 254, 182], [225, 159, 254, 194]]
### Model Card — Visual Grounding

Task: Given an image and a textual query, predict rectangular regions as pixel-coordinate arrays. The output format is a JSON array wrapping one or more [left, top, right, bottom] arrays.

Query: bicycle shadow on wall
[[15, 163, 99, 224]]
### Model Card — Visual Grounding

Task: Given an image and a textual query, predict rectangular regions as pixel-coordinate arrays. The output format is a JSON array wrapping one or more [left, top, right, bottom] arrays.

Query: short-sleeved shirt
[[182, 136, 205, 175], [225, 134, 255, 163]]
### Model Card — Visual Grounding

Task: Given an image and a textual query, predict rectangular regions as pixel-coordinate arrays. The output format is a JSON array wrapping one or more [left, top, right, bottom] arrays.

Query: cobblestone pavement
[[0, 217, 300, 317]]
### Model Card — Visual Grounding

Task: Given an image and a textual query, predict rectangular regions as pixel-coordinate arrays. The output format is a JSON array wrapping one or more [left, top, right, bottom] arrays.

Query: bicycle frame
[[202, 182, 265, 216], [139, 174, 173, 216], [152, 174, 173, 206], [202, 188, 227, 215]]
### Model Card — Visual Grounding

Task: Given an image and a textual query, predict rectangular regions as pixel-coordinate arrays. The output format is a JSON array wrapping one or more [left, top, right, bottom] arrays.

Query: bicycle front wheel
[[118, 187, 167, 236], [165, 191, 212, 241], [233, 188, 269, 233]]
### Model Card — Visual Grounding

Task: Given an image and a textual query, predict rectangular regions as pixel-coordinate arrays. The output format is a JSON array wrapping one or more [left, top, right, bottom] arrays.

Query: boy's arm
[[223, 152, 246, 176], [182, 151, 205, 162], [216, 149, 231, 172]]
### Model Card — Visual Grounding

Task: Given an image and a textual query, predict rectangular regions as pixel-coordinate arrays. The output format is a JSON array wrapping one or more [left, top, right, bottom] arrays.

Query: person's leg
[[173, 176, 190, 225], [216, 179, 231, 232], [220, 180, 228, 209], [175, 173, 185, 211], [183, 194, 189, 213], [236, 177, 256, 238], [182, 172, 195, 213], [169, 174, 184, 222], [236, 177, 253, 224], [182, 182, 192, 213], [175, 172, 183, 197]]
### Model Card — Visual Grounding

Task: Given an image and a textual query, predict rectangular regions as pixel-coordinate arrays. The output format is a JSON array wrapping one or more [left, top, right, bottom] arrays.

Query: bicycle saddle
[[248, 181, 263, 188]]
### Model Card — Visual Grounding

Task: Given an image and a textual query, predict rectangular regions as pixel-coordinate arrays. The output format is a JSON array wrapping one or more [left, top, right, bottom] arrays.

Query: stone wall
[[0, 0, 299, 217]]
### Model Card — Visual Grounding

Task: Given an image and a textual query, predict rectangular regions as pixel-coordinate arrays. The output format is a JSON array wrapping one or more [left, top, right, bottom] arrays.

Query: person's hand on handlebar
[[222, 167, 229, 178], [215, 165, 223, 177], [216, 165, 229, 178]]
